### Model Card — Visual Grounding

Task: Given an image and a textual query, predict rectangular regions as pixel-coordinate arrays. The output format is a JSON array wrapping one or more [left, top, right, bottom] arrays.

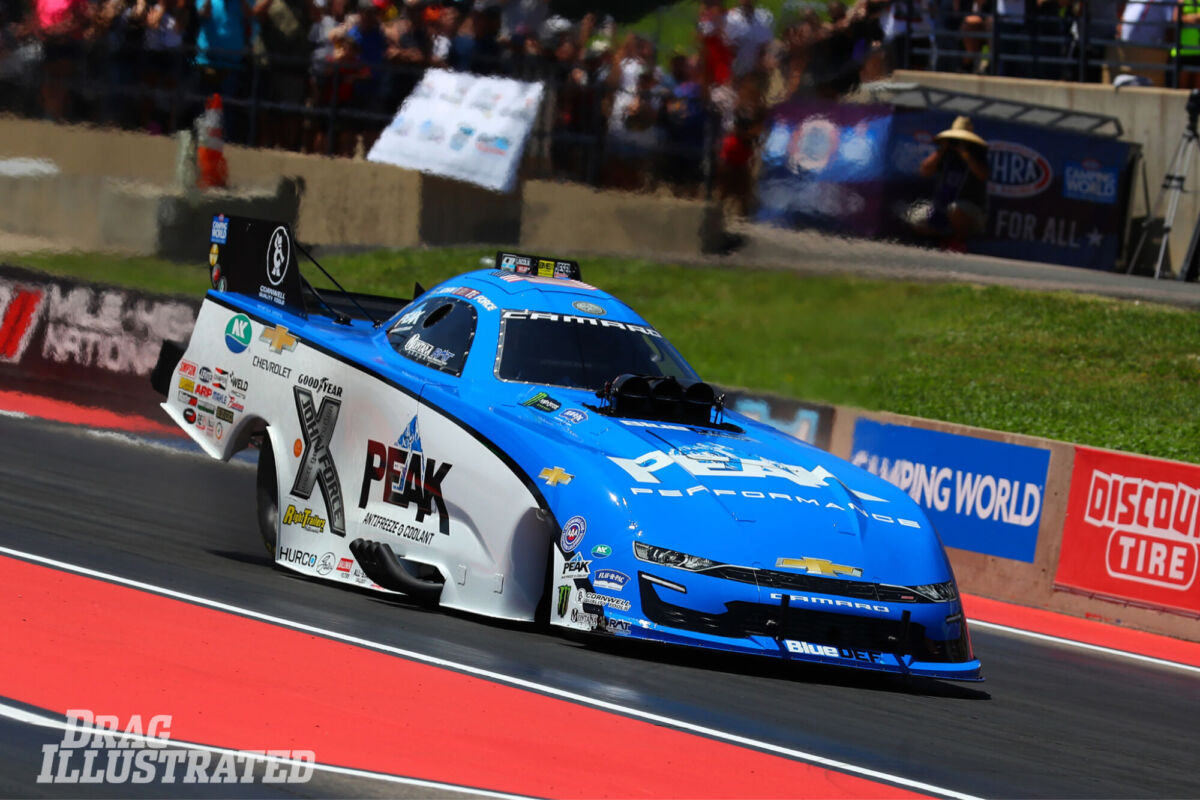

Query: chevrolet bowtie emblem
[[776, 557, 862, 578], [260, 324, 298, 354], [539, 466, 574, 487]]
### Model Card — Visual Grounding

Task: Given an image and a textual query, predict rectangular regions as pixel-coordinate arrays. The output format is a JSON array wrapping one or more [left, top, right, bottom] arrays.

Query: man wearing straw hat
[[909, 115, 990, 246]]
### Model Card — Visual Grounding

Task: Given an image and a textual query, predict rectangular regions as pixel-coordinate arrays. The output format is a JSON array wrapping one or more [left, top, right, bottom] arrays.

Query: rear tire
[[256, 434, 279, 557]]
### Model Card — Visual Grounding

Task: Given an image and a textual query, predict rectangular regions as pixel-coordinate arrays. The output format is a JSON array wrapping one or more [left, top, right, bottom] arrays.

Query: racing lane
[[1, 415, 1197, 799]]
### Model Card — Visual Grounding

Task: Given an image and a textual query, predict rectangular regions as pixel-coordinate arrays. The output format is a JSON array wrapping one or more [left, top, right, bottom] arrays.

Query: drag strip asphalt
[[2, 415, 1198, 799]]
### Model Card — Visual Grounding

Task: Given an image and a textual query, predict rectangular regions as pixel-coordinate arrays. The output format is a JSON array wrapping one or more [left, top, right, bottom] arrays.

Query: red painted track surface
[[962, 594, 1200, 668], [0, 390, 179, 436], [0, 555, 923, 799]]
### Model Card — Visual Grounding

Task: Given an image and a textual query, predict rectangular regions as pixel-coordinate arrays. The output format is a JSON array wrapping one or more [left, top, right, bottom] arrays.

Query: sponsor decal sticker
[[291, 387, 346, 537], [210, 214, 229, 244], [522, 391, 561, 413], [361, 512, 437, 545], [561, 553, 591, 579], [260, 324, 298, 354], [769, 592, 891, 614], [177, 391, 197, 406], [278, 547, 318, 567], [560, 515, 586, 552], [297, 374, 342, 397], [315, 552, 336, 576], [282, 504, 326, 533], [775, 557, 862, 577], [358, 416, 453, 536], [266, 226, 290, 287], [559, 408, 588, 425], [182, 407, 196, 424], [784, 640, 885, 664], [577, 588, 631, 612], [198, 366, 212, 384], [178, 377, 195, 393], [593, 569, 629, 591], [539, 466, 573, 486], [591, 544, 612, 558], [502, 309, 657, 336], [224, 314, 252, 354], [556, 584, 571, 617], [337, 557, 353, 573], [252, 355, 292, 380], [293, 438, 303, 457], [215, 407, 234, 423], [571, 301, 605, 316], [179, 361, 197, 377]]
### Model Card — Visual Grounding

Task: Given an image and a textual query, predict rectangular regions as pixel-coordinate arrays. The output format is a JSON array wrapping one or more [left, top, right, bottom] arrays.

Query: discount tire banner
[[0, 264, 199, 419], [1055, 446, 1200, 616]]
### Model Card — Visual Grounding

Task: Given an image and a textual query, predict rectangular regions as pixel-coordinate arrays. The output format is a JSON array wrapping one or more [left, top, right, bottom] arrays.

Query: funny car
[[152, 215, 982, 681]]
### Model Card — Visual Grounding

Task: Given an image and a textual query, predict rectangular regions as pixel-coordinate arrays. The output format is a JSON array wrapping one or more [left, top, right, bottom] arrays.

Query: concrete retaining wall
[[893, 70, 1197, 272], [828, 404, 1200, 642], [0, 118, 719, 256], [521, 180, 723, 258]]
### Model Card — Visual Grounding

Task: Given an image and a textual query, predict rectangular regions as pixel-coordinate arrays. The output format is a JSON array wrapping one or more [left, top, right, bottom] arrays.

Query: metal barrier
[[900, 0, 1198, 87]]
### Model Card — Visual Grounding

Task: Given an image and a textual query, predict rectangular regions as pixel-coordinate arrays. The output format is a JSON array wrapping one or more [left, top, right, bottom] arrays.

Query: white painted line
[[969, 619, 1200, 675], [0, 701, 535, 799], [0, 409, 29, 419], [0, 545, 981, 800]]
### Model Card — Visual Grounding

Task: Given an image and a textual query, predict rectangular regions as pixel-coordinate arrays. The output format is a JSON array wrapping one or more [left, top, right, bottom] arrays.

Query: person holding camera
[[909, 115, 990, 247]]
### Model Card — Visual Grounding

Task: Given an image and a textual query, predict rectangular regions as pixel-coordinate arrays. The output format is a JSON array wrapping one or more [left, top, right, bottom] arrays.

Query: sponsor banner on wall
[[756, 99, 1137, 270], [367, 68, 544, 194], [0, 264, 200, 417], [722, 388, 834, 451], [850, 419, 1050, 562], [1055, 446, 1200, 616]]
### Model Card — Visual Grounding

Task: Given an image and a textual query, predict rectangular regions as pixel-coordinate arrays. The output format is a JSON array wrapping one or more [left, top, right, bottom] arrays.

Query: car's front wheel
[[256, 434, 279, 556]]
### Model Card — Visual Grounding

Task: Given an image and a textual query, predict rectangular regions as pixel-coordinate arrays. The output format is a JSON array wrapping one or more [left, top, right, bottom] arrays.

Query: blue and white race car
[[153, 216, 982, 681]]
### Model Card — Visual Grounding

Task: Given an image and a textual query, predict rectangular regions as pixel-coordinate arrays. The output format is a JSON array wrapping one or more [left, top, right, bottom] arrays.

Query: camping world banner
[[368, 69, 544, 193], [1056, 446, 1200, 616]]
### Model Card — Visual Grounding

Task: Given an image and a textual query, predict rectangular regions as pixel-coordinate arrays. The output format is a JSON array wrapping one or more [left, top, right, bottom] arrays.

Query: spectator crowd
[[0, 0, 1191, 211]]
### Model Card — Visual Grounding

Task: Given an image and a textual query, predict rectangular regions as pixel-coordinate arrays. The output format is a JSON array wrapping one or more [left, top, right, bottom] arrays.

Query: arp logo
[[225, 314, 252, 354], [0, 283, 46, 364], [988, 141, 1053, 198]]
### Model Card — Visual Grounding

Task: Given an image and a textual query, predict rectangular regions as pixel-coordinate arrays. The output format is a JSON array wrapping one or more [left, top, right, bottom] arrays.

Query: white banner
[[367, 69, 544, 194]]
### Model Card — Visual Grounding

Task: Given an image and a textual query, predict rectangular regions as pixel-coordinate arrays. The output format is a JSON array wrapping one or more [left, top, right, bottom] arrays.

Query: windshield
[[497, 311, 700, 391]]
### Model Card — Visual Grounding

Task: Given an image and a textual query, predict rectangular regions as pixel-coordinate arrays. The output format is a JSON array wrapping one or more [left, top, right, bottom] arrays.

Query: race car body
[[153, 216, 982, 681]]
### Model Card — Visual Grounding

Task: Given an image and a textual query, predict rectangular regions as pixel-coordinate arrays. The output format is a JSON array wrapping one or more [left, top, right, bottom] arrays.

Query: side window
[[387, 298, 477, 377]]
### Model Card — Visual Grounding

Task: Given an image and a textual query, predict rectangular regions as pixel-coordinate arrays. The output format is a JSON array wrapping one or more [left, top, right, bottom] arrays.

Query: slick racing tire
[[256, 434, 279, 557]]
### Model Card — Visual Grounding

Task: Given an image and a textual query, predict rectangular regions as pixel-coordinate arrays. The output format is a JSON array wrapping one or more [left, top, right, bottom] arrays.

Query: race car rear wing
[[208, 215, 408, 325]]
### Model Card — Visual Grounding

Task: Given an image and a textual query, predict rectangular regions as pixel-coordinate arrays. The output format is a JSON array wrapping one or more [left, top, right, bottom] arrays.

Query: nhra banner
[[367, 68, 544, 194], [850, 419, 1051, 562], [1055, 446, 1200, 616], [0, 265, 200, 419], [756, 99, 1138, 270]]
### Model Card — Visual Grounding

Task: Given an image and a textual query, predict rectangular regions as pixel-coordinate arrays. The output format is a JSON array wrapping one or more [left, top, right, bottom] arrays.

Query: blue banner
[[756, 99, 1138, 271], [849, 419, 1051, 562]]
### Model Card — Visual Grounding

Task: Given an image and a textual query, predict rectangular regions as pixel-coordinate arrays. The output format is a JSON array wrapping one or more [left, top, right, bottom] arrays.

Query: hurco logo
[[775, 557, 862, 577], [988, 141, 1053, 198], [278, 547, 318, 567], [282, 504, 327, 533]]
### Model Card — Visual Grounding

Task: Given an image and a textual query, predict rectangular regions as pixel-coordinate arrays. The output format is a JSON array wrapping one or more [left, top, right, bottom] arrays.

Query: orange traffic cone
[[196, 93, 228, 189]]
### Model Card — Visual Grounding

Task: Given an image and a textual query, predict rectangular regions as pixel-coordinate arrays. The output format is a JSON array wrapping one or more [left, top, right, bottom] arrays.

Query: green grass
[[9, 247, 1200, 464]]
